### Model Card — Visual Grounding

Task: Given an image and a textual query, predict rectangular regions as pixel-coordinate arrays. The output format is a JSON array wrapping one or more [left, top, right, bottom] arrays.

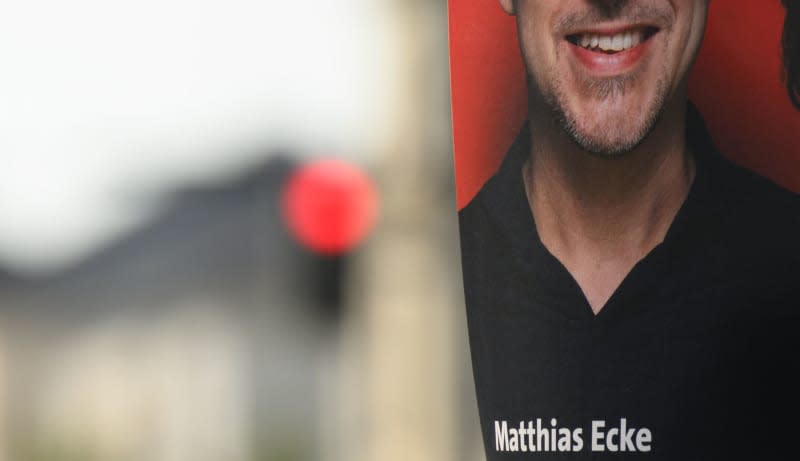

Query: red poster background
[[449, 1, 800, 210]]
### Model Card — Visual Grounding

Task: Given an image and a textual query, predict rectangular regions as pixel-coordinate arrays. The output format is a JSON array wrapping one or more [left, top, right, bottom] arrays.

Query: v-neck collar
[[476, 103, 722, 323]]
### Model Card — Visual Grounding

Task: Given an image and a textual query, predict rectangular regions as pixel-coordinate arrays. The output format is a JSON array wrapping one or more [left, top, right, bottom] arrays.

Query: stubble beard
[[537, 67, 670, 158]]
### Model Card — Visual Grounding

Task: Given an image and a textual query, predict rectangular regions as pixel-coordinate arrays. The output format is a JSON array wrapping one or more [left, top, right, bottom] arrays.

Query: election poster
[[449, 1, 800, 459]]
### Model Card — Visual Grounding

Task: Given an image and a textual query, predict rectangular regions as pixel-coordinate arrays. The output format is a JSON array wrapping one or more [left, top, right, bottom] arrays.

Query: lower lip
[[567, 37, 653, 76]]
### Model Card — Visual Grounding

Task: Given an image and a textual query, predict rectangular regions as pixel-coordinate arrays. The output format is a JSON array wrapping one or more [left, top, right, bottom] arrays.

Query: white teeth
[[575, 29, 647, 52], [611, 35, 624, 51]]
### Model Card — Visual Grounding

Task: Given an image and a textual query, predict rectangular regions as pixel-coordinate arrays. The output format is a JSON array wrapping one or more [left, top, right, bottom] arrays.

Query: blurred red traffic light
[[281, 159, 379, 255]]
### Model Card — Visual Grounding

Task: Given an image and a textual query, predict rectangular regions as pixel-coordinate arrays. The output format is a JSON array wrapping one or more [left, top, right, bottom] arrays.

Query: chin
[[573, 134, 644, 157], [564, 112, 651, 156]]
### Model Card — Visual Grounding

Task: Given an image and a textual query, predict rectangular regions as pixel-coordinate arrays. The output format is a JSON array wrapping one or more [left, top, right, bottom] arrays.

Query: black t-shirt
[[458, 105, 800, 460]]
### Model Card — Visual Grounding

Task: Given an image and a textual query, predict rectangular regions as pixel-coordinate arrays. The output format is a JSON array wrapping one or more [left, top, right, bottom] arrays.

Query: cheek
[[666, 3, 708, 89], [681, 3, 709, 71], [516, 1, 561, 64], [518, 25, 558, 89]]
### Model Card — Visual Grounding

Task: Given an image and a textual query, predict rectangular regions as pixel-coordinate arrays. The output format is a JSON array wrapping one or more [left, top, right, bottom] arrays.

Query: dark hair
[[783, 0, 800, 108]]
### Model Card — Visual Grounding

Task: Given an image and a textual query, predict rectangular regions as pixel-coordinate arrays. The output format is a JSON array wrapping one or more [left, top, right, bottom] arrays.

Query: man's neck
[[524, 107, 696, 314]]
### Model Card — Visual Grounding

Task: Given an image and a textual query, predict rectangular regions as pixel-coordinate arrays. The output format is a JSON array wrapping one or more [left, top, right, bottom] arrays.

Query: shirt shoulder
[[705, 156, 800, 298], [457, 187, 506, 293], [711, 156, 800, 236]]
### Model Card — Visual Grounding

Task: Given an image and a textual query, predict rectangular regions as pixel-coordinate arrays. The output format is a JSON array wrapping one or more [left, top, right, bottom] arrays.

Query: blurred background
[[0, 1, 482, 460]]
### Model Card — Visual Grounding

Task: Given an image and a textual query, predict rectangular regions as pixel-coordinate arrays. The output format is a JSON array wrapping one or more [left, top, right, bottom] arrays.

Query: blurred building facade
[[0, 1, 481, 461]]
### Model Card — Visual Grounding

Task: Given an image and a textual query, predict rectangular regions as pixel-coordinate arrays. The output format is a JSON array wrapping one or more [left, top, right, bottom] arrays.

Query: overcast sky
[[0, 0, 396, 274]]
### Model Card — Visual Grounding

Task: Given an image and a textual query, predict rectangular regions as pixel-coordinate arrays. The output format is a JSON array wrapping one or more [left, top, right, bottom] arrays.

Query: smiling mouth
[[566, 27, 659, 54]]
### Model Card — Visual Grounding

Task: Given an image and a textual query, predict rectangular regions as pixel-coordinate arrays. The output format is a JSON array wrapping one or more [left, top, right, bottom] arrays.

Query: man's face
[[504, 0, 709, 156]]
